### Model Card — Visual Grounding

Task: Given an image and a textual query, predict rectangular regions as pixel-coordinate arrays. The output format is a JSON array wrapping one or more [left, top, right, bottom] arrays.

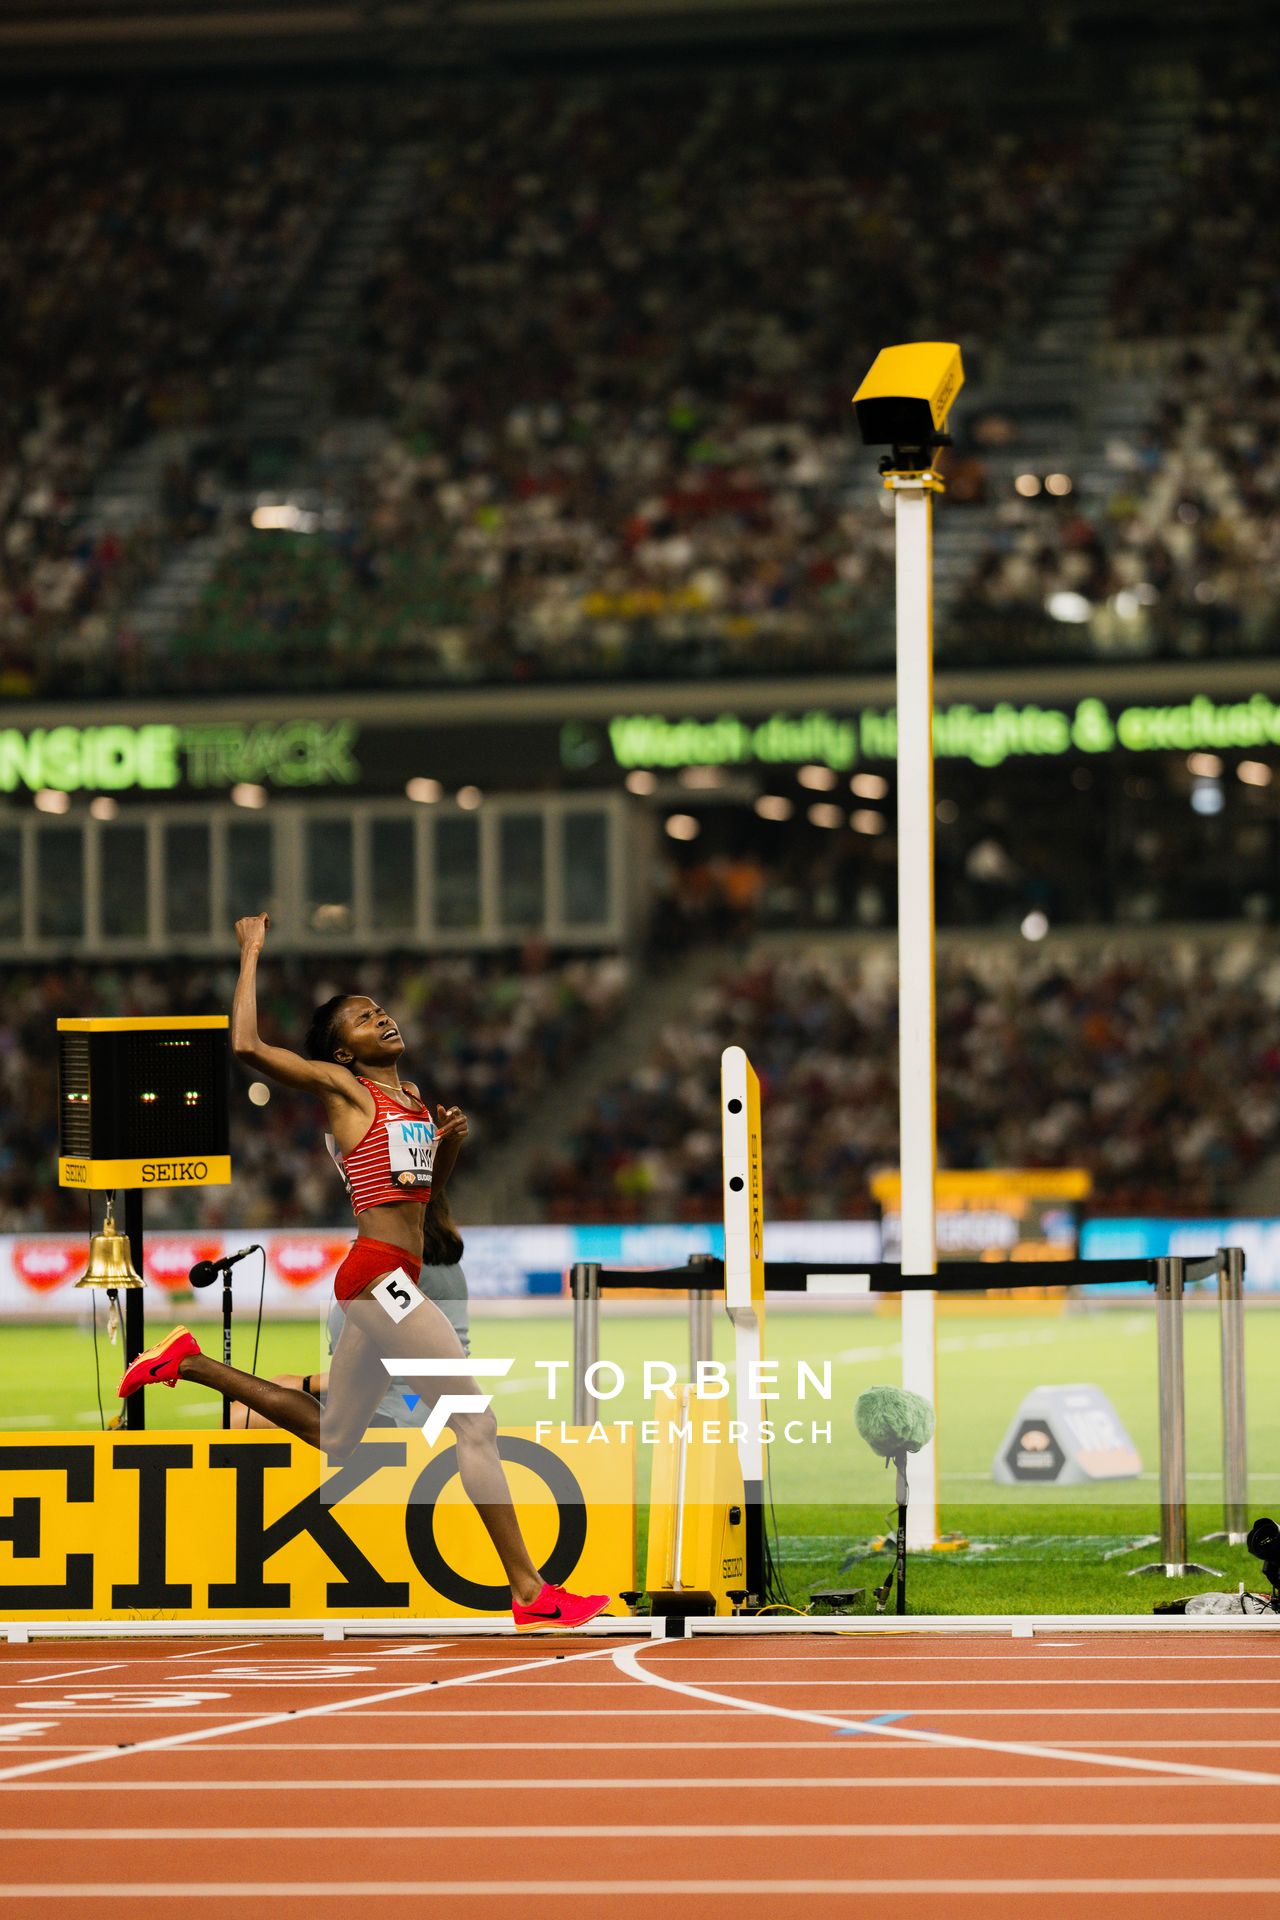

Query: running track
[[1, 1631, 1278, 1917]]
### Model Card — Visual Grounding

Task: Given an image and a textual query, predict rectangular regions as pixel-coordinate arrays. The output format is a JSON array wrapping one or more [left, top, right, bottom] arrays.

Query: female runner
[[119, 911, 609, 1631]]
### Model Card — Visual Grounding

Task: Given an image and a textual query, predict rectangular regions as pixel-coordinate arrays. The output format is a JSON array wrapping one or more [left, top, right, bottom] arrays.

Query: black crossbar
[[572, 1256, 1204, 1295], [763, 1258, 1163, 1293]]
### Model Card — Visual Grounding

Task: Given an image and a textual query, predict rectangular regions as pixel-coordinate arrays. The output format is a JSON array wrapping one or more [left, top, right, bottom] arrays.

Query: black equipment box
[[57, 1017, 231, 1190]]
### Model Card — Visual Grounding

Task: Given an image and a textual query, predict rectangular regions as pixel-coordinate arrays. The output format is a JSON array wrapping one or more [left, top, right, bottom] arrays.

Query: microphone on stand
[[189, 1245, 262, 1289], [188, 1245, 265, 1433]]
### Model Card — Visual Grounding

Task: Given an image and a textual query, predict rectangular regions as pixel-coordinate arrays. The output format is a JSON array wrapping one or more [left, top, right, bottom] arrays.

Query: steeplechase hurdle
[[571, 1241, 1253, 1600]]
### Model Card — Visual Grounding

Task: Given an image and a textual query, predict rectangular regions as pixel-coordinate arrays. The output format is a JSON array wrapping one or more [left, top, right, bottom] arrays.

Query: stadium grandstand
[[2, 12, 1278, 1234]]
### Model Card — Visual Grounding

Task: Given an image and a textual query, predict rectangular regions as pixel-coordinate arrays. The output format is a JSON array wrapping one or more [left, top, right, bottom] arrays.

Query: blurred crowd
[[531, 940, 1280, 1222], [0, 95, 370, 698], [173, 70, 1111, 688], [1110, 87, 1279, 340], [951, 344, 1280, 664], [0, 948, 627, 1231], [1, 62, 1275, 699]]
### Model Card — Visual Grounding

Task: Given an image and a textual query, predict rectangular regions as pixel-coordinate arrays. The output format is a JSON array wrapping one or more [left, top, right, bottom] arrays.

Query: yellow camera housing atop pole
[[852, 341, 965, 477]]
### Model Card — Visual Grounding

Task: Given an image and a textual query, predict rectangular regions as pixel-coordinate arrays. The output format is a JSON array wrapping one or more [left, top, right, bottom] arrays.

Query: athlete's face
[[334, 997, 405, 1066]]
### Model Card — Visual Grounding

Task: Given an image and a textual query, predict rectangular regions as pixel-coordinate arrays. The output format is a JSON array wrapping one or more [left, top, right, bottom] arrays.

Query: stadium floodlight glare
[[851, 341, 964, 471]]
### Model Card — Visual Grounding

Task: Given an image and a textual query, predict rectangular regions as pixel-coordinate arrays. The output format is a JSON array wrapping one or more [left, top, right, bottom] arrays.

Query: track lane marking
[[6, 1879, 1280, 1897], [8, 1704, 1277, 1725], [165, 1643, 269, 1661], [612, 1642, 1280, 1788], [12, 1666, 126, 1687], [0, 1644, 617, 1786], [7, 1822, 1280, 1840], [77, 1736, 1280, 1753], [6, 1775, 1275, 1792]]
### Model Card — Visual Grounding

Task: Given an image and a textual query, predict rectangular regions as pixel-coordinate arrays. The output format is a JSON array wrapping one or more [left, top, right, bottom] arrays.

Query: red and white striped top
[[326, 1077, 436, 1216]]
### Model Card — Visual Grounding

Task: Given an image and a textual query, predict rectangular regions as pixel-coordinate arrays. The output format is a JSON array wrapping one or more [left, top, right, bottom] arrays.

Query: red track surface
[[1, 1630, 1278, 1917]]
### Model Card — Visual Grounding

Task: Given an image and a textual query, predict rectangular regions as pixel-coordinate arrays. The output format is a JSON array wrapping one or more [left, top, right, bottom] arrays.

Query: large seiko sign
[[595, 693, 1280, 773], [0, 721, 360, 794]]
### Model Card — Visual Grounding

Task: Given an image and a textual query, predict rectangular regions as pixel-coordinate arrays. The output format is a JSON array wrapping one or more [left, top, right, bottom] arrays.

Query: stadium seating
[[172, 72, 1115, 688], [0, 95, 371, 697], [4, 68, 1274, 694], [530, 939, 1280, 1222]]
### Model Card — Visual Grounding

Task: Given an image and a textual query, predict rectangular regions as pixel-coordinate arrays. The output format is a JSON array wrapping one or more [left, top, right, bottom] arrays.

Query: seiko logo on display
[[142, 1162, 208, 1184]]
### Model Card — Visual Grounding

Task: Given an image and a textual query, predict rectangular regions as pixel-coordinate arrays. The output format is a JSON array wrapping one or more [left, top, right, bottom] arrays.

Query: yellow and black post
[[57, 1016, 232, 1430]]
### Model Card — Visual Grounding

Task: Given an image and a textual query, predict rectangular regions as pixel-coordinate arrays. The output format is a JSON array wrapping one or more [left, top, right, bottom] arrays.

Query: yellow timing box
[[0, 1429, 635, 1621], [645, 1387, 747, 1617]]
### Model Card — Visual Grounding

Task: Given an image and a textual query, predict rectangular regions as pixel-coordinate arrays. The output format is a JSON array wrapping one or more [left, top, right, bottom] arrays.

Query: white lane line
[[115, 1737, 1280, 1755], [14, 1666, 126, 1687], [7, 1880, 1280, 1898], [612, 1642, 1280, 1789], [130, 1738, 907, 1753], [6, 1775, 1272, 1794], [71, 1681, 441, 1691], [7, 1822, 1280, 1841], [1040, 1741, 1280, 1752], [422, 1681, 1280, 1697], [366, 1645, 454, 1659], [166, 1643, 269, 1661], [677, 1655, 1280, 1665], [15, 1704, 1273, 1721], [0, 1645, 616, 1787]]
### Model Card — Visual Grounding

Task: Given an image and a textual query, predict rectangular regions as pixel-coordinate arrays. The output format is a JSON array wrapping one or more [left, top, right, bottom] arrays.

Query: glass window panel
[[435, 815, 480, 930], [371, 818, 416, 934], [499, 813, 545, 930], [100, 825, 148, 939], [227, 821, 273, 922], [562, 811, 610, 926], [0, 829, 21, 940], [165, 822, 212, 939], [305, 818, 354, 937], [36, 827, 84, 940]]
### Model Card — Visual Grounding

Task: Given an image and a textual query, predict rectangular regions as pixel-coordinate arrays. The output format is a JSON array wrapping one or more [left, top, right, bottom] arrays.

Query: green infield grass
[[3, 1298, 1276, 1615]]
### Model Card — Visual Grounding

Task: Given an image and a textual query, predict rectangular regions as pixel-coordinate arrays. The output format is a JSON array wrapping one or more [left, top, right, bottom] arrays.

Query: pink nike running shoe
[[118, 1325, 201, 1397], [513, 1581, 611, 1630]]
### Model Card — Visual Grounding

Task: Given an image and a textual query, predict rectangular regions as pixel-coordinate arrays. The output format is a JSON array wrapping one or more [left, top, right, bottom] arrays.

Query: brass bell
[[75, 1199, 145, 1290]]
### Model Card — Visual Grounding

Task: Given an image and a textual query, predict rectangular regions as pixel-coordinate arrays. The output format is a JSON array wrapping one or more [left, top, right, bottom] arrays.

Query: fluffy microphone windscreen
[[855, 1385, 936, 1460]]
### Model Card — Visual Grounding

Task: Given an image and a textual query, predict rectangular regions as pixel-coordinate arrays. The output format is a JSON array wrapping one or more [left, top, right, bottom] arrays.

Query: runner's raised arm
[[231, 914, 363, 1104]]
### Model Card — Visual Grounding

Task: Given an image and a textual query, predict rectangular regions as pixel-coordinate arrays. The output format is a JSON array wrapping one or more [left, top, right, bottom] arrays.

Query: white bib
[[385, 1113, 436, 1191]]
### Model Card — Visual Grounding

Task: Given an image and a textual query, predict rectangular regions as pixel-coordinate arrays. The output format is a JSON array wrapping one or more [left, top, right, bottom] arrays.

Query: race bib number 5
[[371, 1271, 424, 1323], [386, 1115, 436, 1191]]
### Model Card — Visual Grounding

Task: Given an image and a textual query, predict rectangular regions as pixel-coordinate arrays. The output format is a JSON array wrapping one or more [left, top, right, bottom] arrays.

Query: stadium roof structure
[[0, 0, 1257, 71]]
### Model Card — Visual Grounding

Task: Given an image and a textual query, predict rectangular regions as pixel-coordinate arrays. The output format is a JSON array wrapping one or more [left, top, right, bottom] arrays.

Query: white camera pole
[[889, 463, 942, 1551], [852, 343, 965, 1553]]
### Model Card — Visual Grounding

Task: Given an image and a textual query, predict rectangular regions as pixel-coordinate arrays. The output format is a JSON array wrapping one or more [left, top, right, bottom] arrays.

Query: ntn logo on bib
[[386, 1115, 435, 1190]]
